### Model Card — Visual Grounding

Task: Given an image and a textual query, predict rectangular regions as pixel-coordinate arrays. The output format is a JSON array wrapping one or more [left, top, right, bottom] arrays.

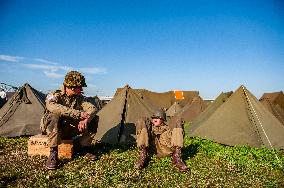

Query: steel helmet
[[63, 71, 87, 87], [151, 109, 166, 121]]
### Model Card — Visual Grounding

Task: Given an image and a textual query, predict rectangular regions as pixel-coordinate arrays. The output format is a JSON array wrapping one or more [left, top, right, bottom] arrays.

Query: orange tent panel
[[174, 90, 184, 100]]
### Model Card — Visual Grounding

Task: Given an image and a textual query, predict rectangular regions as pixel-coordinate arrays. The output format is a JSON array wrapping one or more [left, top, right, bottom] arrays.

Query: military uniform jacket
[[136, 117, 184, 157], [40, 86, 98, 131]]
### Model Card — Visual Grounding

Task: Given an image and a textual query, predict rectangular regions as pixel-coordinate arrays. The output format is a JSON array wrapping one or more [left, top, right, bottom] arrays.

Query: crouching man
[[40, 71, 98, 170], [135, 109, 188, 172]]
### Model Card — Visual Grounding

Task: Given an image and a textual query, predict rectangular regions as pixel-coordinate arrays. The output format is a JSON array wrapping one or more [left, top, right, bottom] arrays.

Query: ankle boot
[[46, 147, 59, 170], [80, 146, 98, 161], [172, 147, 188, 172], [135, 145, 148, 169]]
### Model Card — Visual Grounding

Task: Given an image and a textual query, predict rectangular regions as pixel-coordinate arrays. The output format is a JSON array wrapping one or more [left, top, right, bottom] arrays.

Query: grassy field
[[0, 135, 284, 188]]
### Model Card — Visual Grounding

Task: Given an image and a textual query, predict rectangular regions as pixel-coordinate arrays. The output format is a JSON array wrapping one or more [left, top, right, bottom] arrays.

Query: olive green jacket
[[136, 116, 184, 156], [40, 86, 98, 132]]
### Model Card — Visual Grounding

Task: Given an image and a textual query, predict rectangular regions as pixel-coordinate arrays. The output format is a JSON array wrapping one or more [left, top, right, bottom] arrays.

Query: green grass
[[1, 136, 284, 188]]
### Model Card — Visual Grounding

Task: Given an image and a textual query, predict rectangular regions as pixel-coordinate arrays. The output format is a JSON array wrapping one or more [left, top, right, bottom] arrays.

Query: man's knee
[[45, 113, 62, 134], [49, 113, 61, 124]]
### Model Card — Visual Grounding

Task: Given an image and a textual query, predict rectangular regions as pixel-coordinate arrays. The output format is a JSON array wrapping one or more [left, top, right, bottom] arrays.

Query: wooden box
[[28, 134, 73, 159]]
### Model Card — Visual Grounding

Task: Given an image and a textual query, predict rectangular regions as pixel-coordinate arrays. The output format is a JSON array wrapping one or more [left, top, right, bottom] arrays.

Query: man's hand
[[80, 111, 90, 119], [78, 119, 88, 132]]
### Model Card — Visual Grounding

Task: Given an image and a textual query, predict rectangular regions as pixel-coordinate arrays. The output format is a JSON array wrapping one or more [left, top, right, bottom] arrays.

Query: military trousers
[[136, 117, 184, 157], [150, 128, 176, 157], [42, 112, 96, 147]]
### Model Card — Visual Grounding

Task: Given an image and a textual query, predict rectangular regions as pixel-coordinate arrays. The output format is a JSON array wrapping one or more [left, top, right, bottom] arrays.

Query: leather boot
[[80, 146, 98, 161], [172, 147, 188, 172], [135, 145, 148, 169], [46, 147, 59, 170]]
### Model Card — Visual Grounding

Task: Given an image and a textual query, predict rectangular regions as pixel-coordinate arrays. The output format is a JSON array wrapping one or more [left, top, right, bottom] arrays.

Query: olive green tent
[[189, 85, 284, 149], [115, 88, 199, 109], [260, 97, 284, 125], [179, 91, 200, 107], [204, 99, 214, 107], [137, 90, 173, 109], [175, 96, 209, 123], [260, 92, 284, 111], [86, 95, 104, 111], [166, 102, 182, 117], [0, 83, 45, 137], [189, 91, 233, 134], [94, 85, 156, 144]]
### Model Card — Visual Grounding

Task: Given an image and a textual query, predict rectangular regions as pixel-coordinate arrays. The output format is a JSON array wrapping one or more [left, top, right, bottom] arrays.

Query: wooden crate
[[28, 134, 73, 159]]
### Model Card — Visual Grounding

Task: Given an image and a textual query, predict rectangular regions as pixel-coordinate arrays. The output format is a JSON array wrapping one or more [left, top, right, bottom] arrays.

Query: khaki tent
[[6, 92, 15, 100], [115, 88, 199, 109], [166, 102, 182, 117], [0, 83, 45, 137], [137, 90, 173, 109], [86, 95, 104, 111], [189, 85, 284, 149], [204, 99, 214, 107], [175, 96, 209, 122], [260, 97, 284, 125], [260, 92, 284, 111], [189, 91, 233, 134], [94, 85, 156, 144], [180, 91, 200, 107]]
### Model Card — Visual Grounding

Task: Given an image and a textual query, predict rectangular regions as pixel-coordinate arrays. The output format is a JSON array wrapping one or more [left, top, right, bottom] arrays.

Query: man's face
[[66, 86, 83, 96], [151, 118, 164, 126], [73, 87, 83, 95]]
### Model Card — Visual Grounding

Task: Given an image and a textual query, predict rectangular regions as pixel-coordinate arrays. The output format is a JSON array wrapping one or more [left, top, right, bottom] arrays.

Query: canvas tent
[[204, 99, 214, 107], [179, 91, 200, 107], [6, 91, 15, 100], [166, 102, 182, 117], [115, 88, 199, 110], [94, 85, 156, 144], [0, 83, 45, 137], [175, 96, 209, 122], [260, 97, 284, 125], [86, 95, 104, 111], [189, 91, 233, 134], [189, 85, 284, 149], [260, 92, 284, 111]]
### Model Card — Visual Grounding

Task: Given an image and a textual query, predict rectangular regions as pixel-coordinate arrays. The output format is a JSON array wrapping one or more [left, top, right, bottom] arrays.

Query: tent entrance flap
[[117, 88, 129, 143], [243, 86, 265, 146]]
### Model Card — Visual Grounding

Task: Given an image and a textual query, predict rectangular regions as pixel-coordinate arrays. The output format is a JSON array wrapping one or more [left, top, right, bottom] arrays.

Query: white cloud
[[34, 58, 58, 65], [23, 63, 73, 79], [23, 63, 73, 72], [79, 67, 107, 74], [24, 64, 59, 71], [1, 54, 107, 81], [43, 71, 64, 78], [0, 54, 24, 62]]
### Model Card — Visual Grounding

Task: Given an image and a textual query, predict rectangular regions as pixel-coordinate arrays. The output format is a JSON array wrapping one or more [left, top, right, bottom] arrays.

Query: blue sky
[[0, 0, 284, 99]]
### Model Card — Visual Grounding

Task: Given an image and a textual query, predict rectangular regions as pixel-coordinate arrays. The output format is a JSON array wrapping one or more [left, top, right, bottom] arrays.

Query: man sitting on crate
[[40, 71, 98, 170]]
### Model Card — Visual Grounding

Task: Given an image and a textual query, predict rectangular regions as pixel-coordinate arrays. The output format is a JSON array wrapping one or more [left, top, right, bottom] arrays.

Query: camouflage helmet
[[151, 109, 166, 121], [63, 71, 87, 87]]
